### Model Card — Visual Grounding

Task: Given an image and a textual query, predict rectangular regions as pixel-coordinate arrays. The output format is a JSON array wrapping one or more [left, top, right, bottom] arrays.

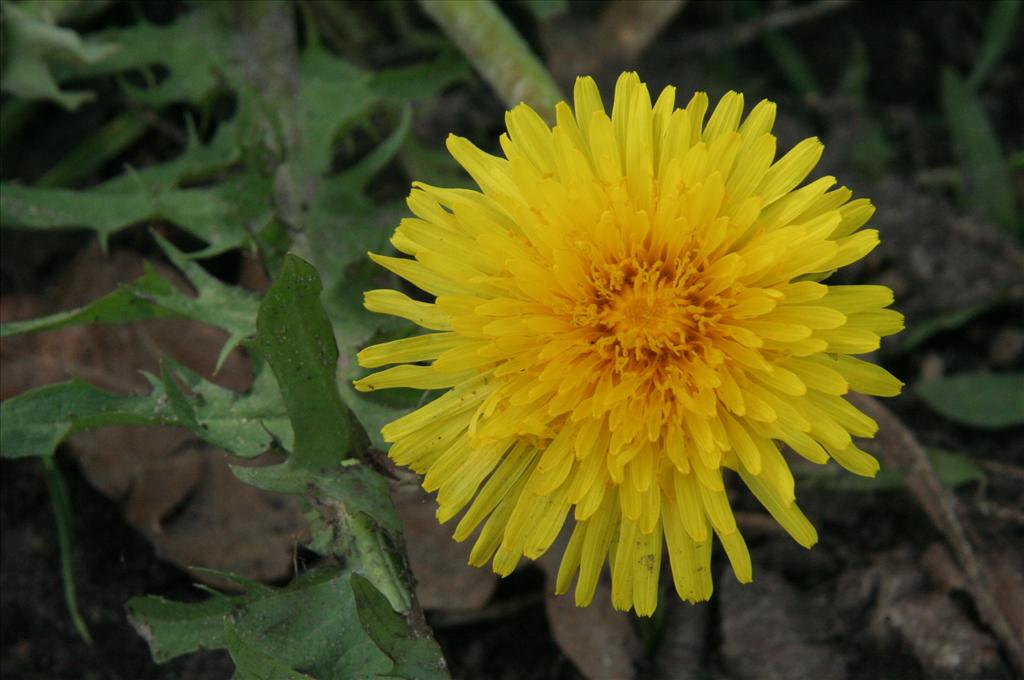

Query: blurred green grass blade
[[518, 0, 569, 21], [893, 297, 1005, 354], [917, 371, 1024, 429], [762, 30, 821, 96], [836, 39, 894, 177], [41, 456, 92, 644], [0, 99, 40, 149], [941, 67, 1018, 234], [332, 106, 412, 195], [38, 113, 149, 188], [418, 0, 564, 116], [249, 255, 352, 470], [968, 0, 1022, 89]]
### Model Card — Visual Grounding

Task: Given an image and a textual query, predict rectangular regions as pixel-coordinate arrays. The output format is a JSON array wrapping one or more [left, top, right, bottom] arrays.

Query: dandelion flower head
[[355, 72, 904, 615]]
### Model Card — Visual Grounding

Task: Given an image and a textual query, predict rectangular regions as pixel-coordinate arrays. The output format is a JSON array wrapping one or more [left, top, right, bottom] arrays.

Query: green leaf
[[0, 264, 176, 337], [0, 358, 292, 460], [0, 182, 149, 244], [127, 588, 240, 663], [81, 5, 235, 107], [16, 0, 114, 24], [159, 359, 293, 457], [321, 253, 420, 450], [0, 172, 269, 255], [968, 0, 1022, 89], [287, 112, 419, 447], [917, 371, 1024, 429], [351, 574, 449, 680], [0, 378, 172, 459], [290, 44, 378, 178], [249, 255, 352, 470], [223, 621, 314, 680], [326, 107, 412, 199], [796, 447, 984, 492], [127, 567, 398, 677], [0, 1, 118, 109], [97, 120, 243, 194], [234, 461, 410, 612], [0, 98, 39, 149], [142, 234, 261, 367], [927, 447, 985, 488], [233, 461, 402, 538], [339, 378, 423, 451], [941, 67, 1018, 234], [371, 49, 469, 103], [0, 234, 261, 369]]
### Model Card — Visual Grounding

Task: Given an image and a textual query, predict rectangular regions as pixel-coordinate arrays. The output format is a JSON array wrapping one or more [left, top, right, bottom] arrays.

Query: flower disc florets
[[355, 72, 904, 615]]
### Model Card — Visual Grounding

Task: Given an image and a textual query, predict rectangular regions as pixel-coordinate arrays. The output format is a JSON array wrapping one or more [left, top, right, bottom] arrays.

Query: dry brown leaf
[[650, 600, 708, 680], [536, 536, 640, 680], [393, 485, 498, 612], [541, 1, 686, 90], [854, 549, 1003, 679], [1, 245, 250, 396], [720, 569, 847, 680], [984, 548, 1024, 642], [1, 245, 306, 584], [831, 176, 1024, 322], [542, 579, 638, 680], [853, 394, 1024, 676]]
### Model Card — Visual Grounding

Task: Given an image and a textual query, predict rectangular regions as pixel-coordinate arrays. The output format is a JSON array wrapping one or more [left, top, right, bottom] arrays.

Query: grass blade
[[41, 457, 92, 644]]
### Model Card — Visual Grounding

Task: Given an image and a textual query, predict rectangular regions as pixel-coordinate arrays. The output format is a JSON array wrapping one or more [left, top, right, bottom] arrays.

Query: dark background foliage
[[1, 1, 1022, 678]]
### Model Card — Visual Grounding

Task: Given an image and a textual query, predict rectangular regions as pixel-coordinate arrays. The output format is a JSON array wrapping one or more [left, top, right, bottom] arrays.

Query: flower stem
[[418, 0, 564, 117]]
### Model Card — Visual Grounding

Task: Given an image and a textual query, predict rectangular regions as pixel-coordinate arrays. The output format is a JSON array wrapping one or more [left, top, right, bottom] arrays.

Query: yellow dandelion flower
[[355, 72, 904, 615]]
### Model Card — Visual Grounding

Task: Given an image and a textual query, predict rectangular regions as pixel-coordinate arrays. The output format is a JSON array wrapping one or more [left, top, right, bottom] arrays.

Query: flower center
[[601, 281, 682, 355]]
